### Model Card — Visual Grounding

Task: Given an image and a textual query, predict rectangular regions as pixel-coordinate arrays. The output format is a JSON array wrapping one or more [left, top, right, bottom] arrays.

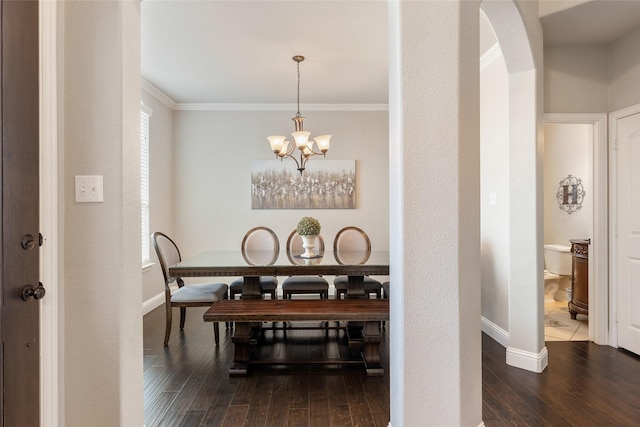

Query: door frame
[[40, 1, 59, 425], [609, 102, 640, 349], [544, 113, 609, 345]]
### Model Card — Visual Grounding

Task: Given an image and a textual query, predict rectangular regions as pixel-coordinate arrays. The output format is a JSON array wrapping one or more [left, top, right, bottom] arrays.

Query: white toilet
[[543, 244, 572, 302]]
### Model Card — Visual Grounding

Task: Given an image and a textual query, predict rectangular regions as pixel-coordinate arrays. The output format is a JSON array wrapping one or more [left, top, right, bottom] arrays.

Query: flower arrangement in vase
[[296, 216, 321, 258]]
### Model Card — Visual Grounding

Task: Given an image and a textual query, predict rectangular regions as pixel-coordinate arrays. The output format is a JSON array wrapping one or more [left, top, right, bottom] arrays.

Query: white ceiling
[[141, 1, 640, 106], [141, 0, 388, 105]]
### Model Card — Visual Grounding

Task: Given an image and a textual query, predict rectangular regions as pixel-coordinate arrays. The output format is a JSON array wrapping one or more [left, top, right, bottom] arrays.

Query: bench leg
[[362, 320, 384, 376], [229, 322, 251, 376]]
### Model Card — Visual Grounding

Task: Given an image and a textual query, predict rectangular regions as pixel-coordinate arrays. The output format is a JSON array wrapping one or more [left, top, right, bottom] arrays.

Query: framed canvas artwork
[[251, 160, 356, 209]]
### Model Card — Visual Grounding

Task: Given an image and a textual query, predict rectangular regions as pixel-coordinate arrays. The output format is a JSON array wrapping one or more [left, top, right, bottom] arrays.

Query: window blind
[[141, 103, 153, 265]]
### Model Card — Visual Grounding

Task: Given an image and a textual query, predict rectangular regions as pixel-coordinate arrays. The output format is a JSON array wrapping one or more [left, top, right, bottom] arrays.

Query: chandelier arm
[[279, 152, 302, 171]]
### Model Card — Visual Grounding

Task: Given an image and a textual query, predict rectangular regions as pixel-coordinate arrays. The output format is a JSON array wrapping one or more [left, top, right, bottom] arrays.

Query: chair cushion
[[229, 276, 278, 291], [171, 282, 228, 303], [334, 276, 382, 291], [282, 275, 329, 291]]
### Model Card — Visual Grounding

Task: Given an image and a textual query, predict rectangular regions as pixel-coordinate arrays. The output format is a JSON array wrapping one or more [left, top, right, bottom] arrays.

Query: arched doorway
[[480, 1, 547, 372]]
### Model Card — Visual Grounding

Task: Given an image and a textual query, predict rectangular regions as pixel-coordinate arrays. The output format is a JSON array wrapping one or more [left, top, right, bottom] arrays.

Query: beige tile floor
[[544, 299, 589, 341]]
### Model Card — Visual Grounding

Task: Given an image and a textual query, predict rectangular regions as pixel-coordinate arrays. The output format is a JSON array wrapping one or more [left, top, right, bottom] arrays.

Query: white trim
[[480, 42, 501, 71], [481, 316, 509, 348], [175, 102, 389, 112], [140, 101, 153, 117], [506, 345, 548, 373], [141, 78, 177, 109], [40, 1, 59, 425], [608, 102, 640, 349], [140, 78, 388, 112], [142, 291, 165, 316], [544, 113, 609, 345]]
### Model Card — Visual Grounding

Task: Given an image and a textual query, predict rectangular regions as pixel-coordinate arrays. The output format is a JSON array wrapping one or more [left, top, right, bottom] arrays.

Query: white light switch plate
[[489, 191, 497, 205], [75, 175, 104, 203]]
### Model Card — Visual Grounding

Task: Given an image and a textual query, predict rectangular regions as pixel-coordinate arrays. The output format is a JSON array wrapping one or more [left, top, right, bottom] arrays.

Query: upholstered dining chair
[[333, 226, 382, 299], [229, 226, 279, 300], [151, 231, 228, 346], [281, 230, 329, 299]]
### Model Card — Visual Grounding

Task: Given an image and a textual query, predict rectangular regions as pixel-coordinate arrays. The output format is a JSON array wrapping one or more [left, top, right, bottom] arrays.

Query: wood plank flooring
[[144, 305, 640, 426], [482, 333, 640, 426], [144, 306, 389, 426]]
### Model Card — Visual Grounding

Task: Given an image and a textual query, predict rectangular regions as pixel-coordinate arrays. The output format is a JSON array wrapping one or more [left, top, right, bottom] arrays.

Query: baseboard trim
[[481, 316, 509, 348], [142, 291, 165, 315], [506, 345, 548, 373]]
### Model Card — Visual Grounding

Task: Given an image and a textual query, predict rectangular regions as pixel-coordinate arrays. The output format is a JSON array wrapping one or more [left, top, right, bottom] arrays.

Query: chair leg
[[179, 307, 186, 330], [213, 322, 220, 346], [164, 304, 173, 346]]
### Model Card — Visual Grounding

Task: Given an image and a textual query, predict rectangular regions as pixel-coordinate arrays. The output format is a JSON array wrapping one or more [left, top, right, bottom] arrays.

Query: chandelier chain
[[296, 60, 301, 118]]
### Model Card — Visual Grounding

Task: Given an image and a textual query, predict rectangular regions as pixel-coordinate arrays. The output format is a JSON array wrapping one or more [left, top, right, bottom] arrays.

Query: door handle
[[21, 233, 42, 250], [22, 283, 46, 301]]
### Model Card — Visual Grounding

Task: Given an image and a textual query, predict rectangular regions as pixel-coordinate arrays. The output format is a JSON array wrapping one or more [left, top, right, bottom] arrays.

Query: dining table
[[168, 249, 390, 375], [168, 249, 390, 299]]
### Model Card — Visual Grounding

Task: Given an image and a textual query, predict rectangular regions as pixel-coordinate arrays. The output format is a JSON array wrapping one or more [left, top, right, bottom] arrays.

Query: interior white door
[[616, 111, 640, 355]]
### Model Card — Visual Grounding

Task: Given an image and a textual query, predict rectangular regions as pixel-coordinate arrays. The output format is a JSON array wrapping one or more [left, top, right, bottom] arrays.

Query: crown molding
[[141, 78, 177, 109], [140, 78, 388, 112], [174, 103, 389, 112], [480, 42, 502, 71]]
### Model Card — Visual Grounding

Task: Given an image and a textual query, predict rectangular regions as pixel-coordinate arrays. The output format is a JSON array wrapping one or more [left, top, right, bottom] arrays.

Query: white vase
[[300, 234, 318, 258]]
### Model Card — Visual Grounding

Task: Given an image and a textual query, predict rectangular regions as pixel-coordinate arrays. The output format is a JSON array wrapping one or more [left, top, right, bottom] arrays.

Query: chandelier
[[267, 55, 331, 175]]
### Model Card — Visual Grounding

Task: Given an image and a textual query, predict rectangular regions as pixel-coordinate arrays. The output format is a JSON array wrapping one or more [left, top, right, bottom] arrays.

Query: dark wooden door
[[0, 1, 41, 426]]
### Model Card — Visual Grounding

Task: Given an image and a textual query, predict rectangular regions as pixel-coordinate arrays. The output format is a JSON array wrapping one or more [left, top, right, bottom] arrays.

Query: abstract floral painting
[[251, 160, 356, 209]]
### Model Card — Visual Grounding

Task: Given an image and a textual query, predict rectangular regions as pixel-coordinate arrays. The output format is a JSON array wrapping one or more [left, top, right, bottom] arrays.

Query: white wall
[[544, 45, 609, 113], [480, 46, 510, 333], [543, 123, 591, 246], [167, 109, 389, 290], [389, 1, 481, 424], [62, 1, 144, 425], [609, 26, 640, 112], [141, 90, 175, 302], [171, 109, 389, 259], [544, 25, 640, 114]]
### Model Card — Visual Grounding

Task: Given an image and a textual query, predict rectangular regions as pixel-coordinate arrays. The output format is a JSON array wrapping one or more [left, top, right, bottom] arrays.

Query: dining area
[[151, 221, 390, 376], [145, 221, 391, 426]]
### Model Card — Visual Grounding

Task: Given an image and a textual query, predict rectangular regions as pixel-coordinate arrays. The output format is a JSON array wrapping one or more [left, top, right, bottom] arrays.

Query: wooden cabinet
[[569, 239, 589, 319]]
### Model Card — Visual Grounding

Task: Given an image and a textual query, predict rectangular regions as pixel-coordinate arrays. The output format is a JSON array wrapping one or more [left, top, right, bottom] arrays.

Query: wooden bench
[[203, 299, 389, 376]]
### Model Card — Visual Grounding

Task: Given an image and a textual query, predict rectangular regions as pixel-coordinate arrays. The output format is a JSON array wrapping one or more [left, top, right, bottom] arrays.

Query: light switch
[[75, 175, 104, 203], [489, 191, 497, 205]]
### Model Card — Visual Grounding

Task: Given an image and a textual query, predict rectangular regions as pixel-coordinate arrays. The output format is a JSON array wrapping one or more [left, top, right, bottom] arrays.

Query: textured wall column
[[63, 1, 144, 425], [389, 1, 482, 425]]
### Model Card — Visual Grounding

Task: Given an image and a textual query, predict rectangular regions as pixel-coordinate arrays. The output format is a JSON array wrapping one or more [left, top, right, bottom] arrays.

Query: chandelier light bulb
[[268, 135, 286, 154], [313, 135, 331, 153], [292, 130, 311, 149], [279, 141, 290, 157]]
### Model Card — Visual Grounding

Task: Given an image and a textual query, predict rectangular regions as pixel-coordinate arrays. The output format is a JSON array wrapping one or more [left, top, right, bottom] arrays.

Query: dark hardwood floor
[[483, 334, 640, 426], [144, 306, 389, 427], [144, 305, 640, 426]]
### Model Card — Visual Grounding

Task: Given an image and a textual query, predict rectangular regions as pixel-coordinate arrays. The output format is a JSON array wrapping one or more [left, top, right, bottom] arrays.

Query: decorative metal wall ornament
[[556, 174, 586, 214]]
